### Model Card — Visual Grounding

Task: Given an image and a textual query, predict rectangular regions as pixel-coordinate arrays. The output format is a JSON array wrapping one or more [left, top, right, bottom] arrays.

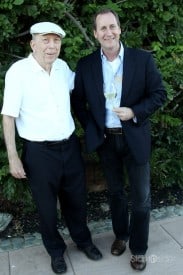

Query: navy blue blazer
[[71, 46, 166, 164]]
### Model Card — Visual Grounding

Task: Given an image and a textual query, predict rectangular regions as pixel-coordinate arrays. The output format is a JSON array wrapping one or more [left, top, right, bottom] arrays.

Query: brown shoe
[[111, 239, 126, 256], [130, 255, 146, 271]]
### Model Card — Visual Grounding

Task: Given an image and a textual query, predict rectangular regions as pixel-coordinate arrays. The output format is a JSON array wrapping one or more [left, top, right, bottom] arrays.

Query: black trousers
[[22, 133, 92, 257], [98, 133, 151, 255]]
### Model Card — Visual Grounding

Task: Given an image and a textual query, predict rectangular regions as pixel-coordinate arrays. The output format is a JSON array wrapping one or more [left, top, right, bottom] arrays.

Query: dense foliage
[[0, 0, 182, 211]]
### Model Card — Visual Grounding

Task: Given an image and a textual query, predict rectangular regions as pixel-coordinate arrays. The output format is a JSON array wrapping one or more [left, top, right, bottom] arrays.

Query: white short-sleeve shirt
[[1, 54, 75, 141]]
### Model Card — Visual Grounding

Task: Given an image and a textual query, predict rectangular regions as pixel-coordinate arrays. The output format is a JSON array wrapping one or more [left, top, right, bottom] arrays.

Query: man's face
[[94, 12, 121, 51], [30, 33, 61, 69]]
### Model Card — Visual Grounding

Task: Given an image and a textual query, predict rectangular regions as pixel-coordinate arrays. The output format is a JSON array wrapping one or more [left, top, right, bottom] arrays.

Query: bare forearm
[[2, 115, 26, 179], [2, 115, 18, 159]]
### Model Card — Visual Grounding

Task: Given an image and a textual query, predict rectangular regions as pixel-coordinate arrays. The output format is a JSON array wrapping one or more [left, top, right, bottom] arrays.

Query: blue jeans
[[98, 134, 151, 255]]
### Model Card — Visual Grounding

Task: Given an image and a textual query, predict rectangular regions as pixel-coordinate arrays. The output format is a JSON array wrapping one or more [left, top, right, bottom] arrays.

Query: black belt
[[22, 134, 73, 146], [105, 127, 123, 135], [42, 139, 69, 146]]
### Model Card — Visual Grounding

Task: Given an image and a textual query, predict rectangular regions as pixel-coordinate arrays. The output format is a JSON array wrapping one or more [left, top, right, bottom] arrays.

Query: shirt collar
[[101, 42, 124, 61]]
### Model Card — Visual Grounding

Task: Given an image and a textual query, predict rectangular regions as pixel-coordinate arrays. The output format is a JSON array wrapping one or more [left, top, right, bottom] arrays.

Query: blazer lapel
[[91, 50, 105, 107], [90, 48, 135, 107], [121, 47, 135, 104]]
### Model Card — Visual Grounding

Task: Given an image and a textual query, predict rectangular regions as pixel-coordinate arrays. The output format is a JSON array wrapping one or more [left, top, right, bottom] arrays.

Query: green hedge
[[0, 0, 182, 211]]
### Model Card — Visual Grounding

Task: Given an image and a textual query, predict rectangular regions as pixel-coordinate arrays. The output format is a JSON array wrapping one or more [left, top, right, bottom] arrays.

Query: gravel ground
[[1, 186, 183, 239]]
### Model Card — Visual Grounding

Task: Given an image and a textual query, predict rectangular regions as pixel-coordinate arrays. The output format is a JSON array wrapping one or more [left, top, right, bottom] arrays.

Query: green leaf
[[13, 0, 24, 5]]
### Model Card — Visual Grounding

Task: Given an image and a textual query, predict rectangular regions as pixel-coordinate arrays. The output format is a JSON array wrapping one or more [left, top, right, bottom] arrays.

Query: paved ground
[[0, 215, 183, 275]]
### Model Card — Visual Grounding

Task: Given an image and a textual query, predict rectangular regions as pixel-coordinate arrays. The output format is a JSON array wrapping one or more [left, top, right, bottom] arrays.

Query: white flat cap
[[30, 22, 66, 38]]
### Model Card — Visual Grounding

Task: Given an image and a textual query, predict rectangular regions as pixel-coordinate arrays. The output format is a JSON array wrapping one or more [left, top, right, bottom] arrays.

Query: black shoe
[[130, 255, 146, 271], [51, 256, 67, 274], [111, 239, 126, 256], [78, 244, 102, 260]]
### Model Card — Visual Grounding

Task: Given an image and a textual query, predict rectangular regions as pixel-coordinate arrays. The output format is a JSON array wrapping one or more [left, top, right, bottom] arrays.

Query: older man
[[1, 22, 102, 274]]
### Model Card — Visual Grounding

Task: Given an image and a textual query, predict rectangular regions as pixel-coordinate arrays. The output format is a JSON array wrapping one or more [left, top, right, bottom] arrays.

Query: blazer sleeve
[[131, 52, 166, 124], [71, 58, 89, 129]]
